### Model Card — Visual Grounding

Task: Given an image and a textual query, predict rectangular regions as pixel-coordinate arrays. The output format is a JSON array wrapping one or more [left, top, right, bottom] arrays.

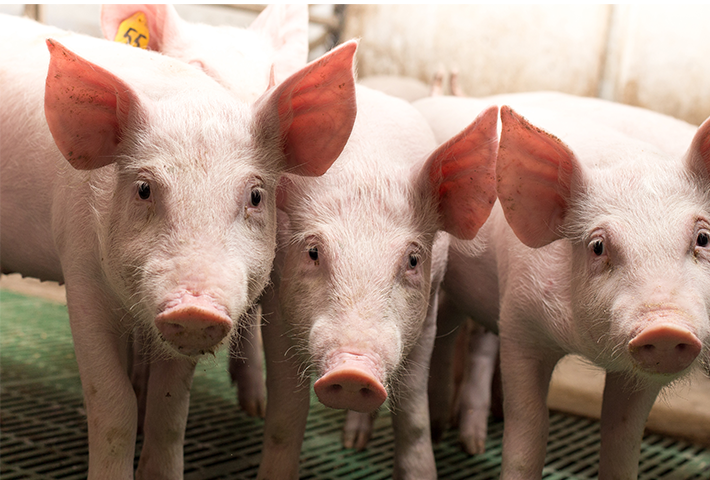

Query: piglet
[[101, 2, 310, 419], [0, 13, 357, 479], [416, 92, 703, 457], [430, 100, 709, 478], [256, 84, 498, 480]]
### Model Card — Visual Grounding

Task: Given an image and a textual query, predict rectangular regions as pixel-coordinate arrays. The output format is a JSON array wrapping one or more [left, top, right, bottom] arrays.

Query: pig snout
[[155, 294, 233, 356], [313, 353, 388, 413], [628, 323, 702, 375]]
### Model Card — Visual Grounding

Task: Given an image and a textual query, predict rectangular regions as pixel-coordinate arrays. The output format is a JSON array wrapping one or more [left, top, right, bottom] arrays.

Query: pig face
[[277, 177, 441, 401], [44, 39, 358, 359], [566, 159, 710, 380], [274, 97, 499, 412], [497, 106, 710, 383], [95, 99, 281, 358]]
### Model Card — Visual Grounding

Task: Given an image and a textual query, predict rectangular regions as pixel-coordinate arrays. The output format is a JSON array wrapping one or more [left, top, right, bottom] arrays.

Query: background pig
[[416, 92, 703, 457], [0, 14, 357, 479], [256, 86, 498, 480], [101, 2, 311, 419], [417, 95, 709, 478], [101, 4, 308, 103]]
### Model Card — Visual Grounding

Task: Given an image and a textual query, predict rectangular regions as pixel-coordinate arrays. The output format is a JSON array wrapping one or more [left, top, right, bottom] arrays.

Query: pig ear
[[249, 4, 309, 84], [424, 105, 499, 240], [254, 40, 358, 177], [685, 116, 710, 181], [44, 39, 139, 170], [497, 106, 580, 248], [100, 4, 181, 51]]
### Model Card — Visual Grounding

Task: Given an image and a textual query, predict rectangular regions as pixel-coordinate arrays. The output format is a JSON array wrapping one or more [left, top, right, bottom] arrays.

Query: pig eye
[[137, 182, 151, 200], [590, 239, 604, 256], [407, 254, 420, 270], [249, 188, 262, 208], [697, 231, 709, 248], [308, 247, 319, 262]]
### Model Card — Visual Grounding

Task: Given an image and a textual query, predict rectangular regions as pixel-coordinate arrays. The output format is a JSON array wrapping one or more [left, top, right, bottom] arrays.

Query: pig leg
[[257, 289, 311, 480], [391, 291, 438, 480], [136, 357, 196, 480], [456, 320, 499, 455], [499, 330, 562, 480], [130, 334, 150, 434], [598, 372, 661, 479], [228, 305, 266, 417], [342, 410, 376, 451], [449, 68, 465, 97], [430, 67, 445, 97], [65, 280, 137, 479], [429, 290, 467, 442]]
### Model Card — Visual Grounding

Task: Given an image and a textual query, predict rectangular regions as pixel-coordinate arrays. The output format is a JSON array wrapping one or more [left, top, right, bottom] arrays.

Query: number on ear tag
[[114, 12, 150, 49]]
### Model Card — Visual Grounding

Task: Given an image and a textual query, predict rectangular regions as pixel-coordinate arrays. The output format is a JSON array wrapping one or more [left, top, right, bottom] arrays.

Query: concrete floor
[[2, 272, 708, 448]]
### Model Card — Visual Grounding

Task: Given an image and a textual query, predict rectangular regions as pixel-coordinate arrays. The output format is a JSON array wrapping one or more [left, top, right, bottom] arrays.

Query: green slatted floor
[[2, 289, 709, 479]]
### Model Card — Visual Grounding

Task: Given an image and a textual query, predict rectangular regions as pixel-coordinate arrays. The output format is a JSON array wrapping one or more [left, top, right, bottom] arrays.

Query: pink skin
[[1, 14, 358, 480], [313, 352, 388, 413]]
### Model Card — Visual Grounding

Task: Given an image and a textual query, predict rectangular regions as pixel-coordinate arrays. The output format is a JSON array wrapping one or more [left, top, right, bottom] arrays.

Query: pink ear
[[424, 105, 499, 240], [497, 106, 579, 248], [44, 39, 140, 170], [249, 4, 309, 84], [100, 4, 181, 51], [686, 115, 710, 181], [254, 40, 358, 177]]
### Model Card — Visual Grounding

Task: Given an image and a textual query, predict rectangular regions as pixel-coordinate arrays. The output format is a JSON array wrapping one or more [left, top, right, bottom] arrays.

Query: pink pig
[[101, 2, 311, 419], [416, 92, 704, 457], [0, 14, 357, 479], [417, 94, 709, 478], [256, 84, 498, 480]]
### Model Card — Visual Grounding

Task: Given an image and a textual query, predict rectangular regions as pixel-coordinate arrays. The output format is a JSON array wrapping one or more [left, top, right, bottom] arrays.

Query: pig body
[[101, 3, 311, 419], [0, 14, 356, 479], [416, 94, 710, 478], [257, 85, 499, 480]]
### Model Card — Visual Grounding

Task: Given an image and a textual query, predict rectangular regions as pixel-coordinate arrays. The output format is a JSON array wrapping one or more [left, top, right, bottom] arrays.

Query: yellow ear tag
[[114, 12, 150, 49]]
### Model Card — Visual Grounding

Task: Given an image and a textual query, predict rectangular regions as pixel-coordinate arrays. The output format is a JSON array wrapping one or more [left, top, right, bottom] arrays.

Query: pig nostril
[[360, 388, 372, 398], [328, 384, 343, 394]]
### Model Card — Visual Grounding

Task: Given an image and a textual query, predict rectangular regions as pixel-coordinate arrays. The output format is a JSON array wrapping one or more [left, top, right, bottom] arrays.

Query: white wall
[[343, 4, 710, 125]]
